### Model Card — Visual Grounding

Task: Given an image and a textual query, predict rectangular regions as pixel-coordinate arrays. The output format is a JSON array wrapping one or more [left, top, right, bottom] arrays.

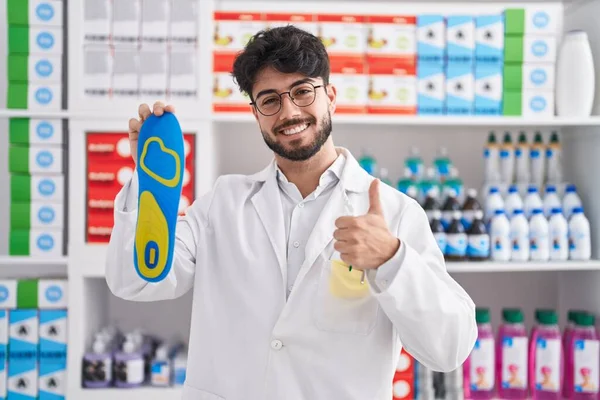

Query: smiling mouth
[[277, 122, 311, 136]]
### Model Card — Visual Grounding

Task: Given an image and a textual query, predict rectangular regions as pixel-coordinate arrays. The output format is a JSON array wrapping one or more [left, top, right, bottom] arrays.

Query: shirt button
[[271, 340, 283, 350], [298, 203, 304, 208], [293, 241, 300, 248]]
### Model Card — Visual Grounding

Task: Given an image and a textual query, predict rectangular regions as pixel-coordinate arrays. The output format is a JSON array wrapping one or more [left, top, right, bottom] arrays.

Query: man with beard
[[106, 25, 477, 400]]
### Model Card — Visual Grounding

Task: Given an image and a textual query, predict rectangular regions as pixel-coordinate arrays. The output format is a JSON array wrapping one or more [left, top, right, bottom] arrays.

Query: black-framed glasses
[[250, 82, 325, 116]]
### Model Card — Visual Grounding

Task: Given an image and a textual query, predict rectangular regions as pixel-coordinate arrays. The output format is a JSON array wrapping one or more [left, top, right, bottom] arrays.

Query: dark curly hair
[[231, 25, 330, 100]]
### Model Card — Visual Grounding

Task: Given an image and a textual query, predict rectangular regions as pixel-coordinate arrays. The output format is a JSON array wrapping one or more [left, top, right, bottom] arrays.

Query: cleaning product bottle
[[462, 189, 483, 230], [515, 131, 530, 184], [441, 189, 462, 230], [500, 131, 515, 185], [418, 167, 439, 205], [397, 167, 418, 196], [496, 308, 529, 399], [484, 131, 500, 184], [82, 338, 113, 388], [114, 334, 145, 388], [406, 185, 420, 203], [567, 312, 599, 400], [569, 207, 591, 260], [151, 344, 172, 386], [358, 149, 378, 176], [530, 131, 546, 187], [430, 209, 447, 255], [485, 186, 505, 224], [524, 185, 544, 220], [467, 210, 490, 261], [405, 146, 424, 181], [543, 185, 562, 218], [529, 209, 550, 261], [548, 208, 569, 261], [546, 131, 562, 185], [562, 310, 586, 399], [423, 186, 441, 222], [529, 309, 563, 400], [563, 184, 583, 220], [445, 210, 467, 262], [434, 147, 452, 183], [467, 308, 495, 399], [505, 185, 524, 218], [490, 209, 511, 261], [510, 209, 530, 262], [378, 168, 393, 187], [443, 167, 464, 204]]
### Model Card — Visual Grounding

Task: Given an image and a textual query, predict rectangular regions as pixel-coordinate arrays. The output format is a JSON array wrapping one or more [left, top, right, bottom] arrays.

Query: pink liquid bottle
[[496, 308, 529, 399], [567, 313, 599, 400], [466, 307, 495, 399], [563, 310, 585, 399], [529, 309, 563, 400]]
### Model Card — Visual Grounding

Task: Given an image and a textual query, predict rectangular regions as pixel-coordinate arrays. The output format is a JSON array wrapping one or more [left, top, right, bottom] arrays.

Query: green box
[[11, 175, 32, 203], [9, 230, 31, 256], [7, 83, 29, 109], [8, 55, 29, 82], [10, 203, 32, 230], [9, 119, 31, 145], [8, 146, 30, 173], [504, 36, 524, 64], [8, 26, 30, 54], [503, 91, 522, 116], [503, 64, 523, 91], [504, 9, 525, 36], [17, 279, 39, 309]]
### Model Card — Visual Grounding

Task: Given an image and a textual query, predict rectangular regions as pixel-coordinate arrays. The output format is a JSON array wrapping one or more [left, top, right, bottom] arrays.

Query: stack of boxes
[[8, 119, 65, 258], [85, 133, 196, 243], [503, 7, 559, 117], [6, 0, 63, 111], [416, 15, 446, 115], [445, 16, 475, 115], [0, 278, 67, 400], [474, 15, 505, 116], [392, 348, 415, 400]]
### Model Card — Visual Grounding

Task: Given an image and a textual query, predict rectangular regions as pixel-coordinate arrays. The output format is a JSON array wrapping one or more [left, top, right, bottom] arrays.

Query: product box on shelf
[[6, 0, 63, 27], [0, 312, 6, 399], [417, 62, 445, 115], [416, 15, 445, 65], [8, 146, 63, 174], [111, 44, 140, 99], [141, 0, 169, 42], [10, 202, 64, 230], [504, 7, 559, 36], [8, 309, 39, 400], [11, 175, 64, 204], [83, 0, 111, 43], [264, 13, 318, 36], [366, 57, 417, 115], [474, 63, 503, 115], [7, 54, 62, 84], [7, 84, 62, 111], [168, 0, 198, 43], [393, 348, 415, 400], [329, 56, 368, 114], [365, 15, 416, 64], [9, 119, 63, 146], [475, 15, 505, 65], [39, 309, 67, 400], [503, 64, 555, 92], [139, 44, 169, 99], [446, 16, 475, 64], [9, 229, 63, 257], [0, 279, 68, 310], [169, 44, 198, 99], [213, 12, 266, 54], [503, 90, 554, 117], [82, 44, 112, 97], [8, 26, 63, 55], [111, 0, 141, 44], [446, 63, 475, 115], [504, 35, 557, 64], [212, 53, 250, 112], [316, 14, 366, 56]]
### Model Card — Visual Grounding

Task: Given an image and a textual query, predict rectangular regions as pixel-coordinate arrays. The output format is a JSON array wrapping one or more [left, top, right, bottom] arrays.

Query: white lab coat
[[106, 147, 477, 400]]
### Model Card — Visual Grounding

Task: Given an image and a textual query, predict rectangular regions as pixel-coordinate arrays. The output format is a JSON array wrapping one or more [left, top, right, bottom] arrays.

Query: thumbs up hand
[[333, 179, 400, 270]]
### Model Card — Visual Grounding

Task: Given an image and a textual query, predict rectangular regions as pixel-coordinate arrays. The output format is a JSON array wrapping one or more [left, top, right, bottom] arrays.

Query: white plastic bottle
[[485, 187, 505, 223], [510, 209, 530, 261], [569, 207, 591, 260], [529, 208, 550, 261], [549, 207, 569, 261], [524, 185, 544, 219], [490, 209, 511, 261], [543, 185, 562, 218], [505, 185, 524, 218], [562, 184, 583, 220]]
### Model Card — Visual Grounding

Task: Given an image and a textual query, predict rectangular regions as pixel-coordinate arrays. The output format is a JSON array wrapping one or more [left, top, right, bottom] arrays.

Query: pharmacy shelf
[[0, 255, 68, 266], [74, 387, 182, 400], [446, 260, 600, 272]]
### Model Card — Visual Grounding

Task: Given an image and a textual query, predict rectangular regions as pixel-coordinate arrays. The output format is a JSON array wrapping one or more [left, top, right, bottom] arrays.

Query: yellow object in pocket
[[329, 259, 370, 299]]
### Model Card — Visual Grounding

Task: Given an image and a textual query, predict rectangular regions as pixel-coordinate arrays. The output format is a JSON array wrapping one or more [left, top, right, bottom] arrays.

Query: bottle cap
[[537, 310, 558, 325], [508, 185, 518, 193], [532, 208, 543, 215], [528, 185, 538, 193], [494, 209, 505, 216], [503, 132, 512, 142], [489, 187, 499, 194], [427, 186, 440, 198], [123, 340, 135, 354], [475, 308, 491, 324], [513, 209, 524, 215], [576, 313, 595, 327], [551, 207, 563, 215], [488, 131, 497, 142], [92, 339, 106, 354], [546, 185, 557, 193], [573, 207, 584, 214], [518, 132, 527, 142], [407, 186, 418, 199], [452, 210, 462, 220], [467, 188, 477, 198], [156, 345, 168, 360], [566, 184, 577, 193], [410, 146, 419, 155], [474, 210, 484, 220], [447, 188, 457, 198], [502, 308, 524, 323], [568, 310, 586, 323], [432, 210, 442, 220]]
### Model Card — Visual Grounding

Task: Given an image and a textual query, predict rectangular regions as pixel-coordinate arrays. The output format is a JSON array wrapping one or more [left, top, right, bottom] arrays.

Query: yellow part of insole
[[329, 259, 370, 299], [139, 137, 182, 188], [135, 191, 169, 280]]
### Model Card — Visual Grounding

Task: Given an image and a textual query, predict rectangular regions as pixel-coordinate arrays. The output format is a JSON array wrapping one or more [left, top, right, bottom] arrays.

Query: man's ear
[[326, 84, 337, 114]]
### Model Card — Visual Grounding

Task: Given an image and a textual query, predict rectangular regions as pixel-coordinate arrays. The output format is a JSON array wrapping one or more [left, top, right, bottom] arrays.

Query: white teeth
[[282, 124, 309, 135]]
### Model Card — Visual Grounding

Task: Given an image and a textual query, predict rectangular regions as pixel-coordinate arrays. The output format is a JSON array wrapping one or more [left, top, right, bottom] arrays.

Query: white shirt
[[276, 154, 346, 298]]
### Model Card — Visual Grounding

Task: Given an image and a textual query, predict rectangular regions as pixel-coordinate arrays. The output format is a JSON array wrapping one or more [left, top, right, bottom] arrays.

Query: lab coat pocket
[[182, 384, 225, 400], [313, 257, 379, 335]]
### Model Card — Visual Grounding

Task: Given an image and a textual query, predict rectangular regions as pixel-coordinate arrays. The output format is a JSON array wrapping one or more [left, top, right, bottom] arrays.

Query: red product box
[[392, 371, 415, 400]]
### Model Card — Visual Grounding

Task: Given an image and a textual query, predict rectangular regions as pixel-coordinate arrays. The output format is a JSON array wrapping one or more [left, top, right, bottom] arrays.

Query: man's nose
[[279, 94, 301, 120]]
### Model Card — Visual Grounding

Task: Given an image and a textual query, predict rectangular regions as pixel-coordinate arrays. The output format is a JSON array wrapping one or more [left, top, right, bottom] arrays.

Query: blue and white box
[[475, 64, 503, 115], [522, 91, 554, 117], [446, 63, 475, 115], [38, 280, 68, 310], [446, 16, 475, 64], [524, 36, 557, 64], [0, 311, 8, 400], [0, 283, 17, 310], [417, 15, 445, 65], [418, 63, 446, 115], [39, 310, 67, 400], [8, 310, 39, 400], [475, 15, 505, 65]]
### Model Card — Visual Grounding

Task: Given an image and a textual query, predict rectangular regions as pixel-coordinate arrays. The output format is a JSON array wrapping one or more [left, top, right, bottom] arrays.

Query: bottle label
[[574, 339, 599, 393], [470, 337, 494, 391], [550, 229, 568, 259], [115, 358, 145, 384], [501, 336, 528, 389], [83, 357, 112, 384], [462, 210, 475, 229], [467, 234, 490, 258], [491, 233, 511, 260], [441, 211, 454, 230], [446, 233, 467, 256], [433, 232, 446, 254], [511, 230, 530, 260], [535, 337, 561, 392]]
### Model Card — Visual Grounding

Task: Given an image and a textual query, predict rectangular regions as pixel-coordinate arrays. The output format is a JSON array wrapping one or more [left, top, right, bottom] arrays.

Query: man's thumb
[[368, 179, 383, 215]]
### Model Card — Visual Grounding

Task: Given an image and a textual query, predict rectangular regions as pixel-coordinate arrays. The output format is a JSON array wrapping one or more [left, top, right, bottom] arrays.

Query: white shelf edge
[[74, 387, 182, 400], [447, 260, 600, 273], [0, 256, 68, 266]]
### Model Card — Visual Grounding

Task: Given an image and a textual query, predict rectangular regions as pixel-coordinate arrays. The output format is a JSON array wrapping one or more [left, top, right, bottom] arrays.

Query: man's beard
[[261, 112, 332, 162]]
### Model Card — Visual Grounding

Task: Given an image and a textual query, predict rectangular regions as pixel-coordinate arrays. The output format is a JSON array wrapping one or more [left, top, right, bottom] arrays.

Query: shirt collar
[[276, 153, 346, 188]]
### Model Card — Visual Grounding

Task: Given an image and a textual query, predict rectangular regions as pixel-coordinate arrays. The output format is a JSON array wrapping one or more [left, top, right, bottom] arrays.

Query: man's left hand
[[333, 179, 400, 269]]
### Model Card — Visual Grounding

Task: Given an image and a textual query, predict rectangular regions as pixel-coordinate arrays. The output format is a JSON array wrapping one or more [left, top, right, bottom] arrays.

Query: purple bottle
[[496, 308, 529, 399], [529, 309, 563, 400], [114, 335, 145, 388], [82, 339, 113, 388], [466, 307, 495, 399], [568, 313, 599, 400]]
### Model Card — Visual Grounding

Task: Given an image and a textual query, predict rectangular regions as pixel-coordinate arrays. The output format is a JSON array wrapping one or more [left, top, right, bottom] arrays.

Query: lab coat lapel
[[250, 166, 288, 292]]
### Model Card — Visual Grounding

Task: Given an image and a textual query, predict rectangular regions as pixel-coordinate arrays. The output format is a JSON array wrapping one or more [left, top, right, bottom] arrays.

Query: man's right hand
[[128, 101, 176, 165]]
